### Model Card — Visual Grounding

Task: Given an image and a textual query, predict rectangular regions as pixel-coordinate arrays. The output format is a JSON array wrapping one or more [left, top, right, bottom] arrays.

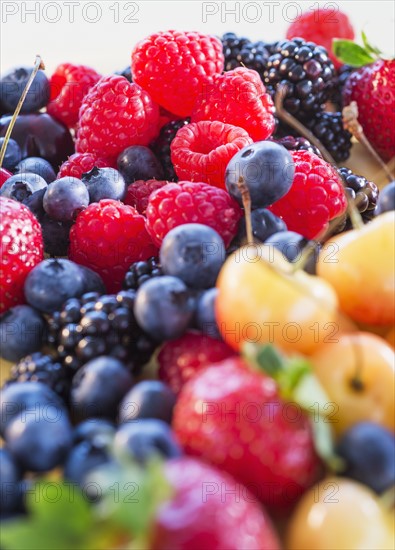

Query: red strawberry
[[158, 331, 235, 394], [150, 457, 281, 550], [173, 356, 323, 510]]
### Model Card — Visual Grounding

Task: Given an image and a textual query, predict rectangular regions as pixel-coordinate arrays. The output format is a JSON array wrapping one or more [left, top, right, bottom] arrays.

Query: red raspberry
[[123, 179, 169, 215], [170, 120, 252, 189], [47, 63, 101, 128], [286, 9, 354, 69], [191, 67, 275, 142], [68, 199, 157, 293], [131, 30, 224, 117], [158, 331, 235, 394], [268, 150, 347, 239], [57, 153, 109, 180], [0, 197, 44, 313], [75, 75, 160, 164], [0, 167, 12, 188], [146, 181, 242, 248]]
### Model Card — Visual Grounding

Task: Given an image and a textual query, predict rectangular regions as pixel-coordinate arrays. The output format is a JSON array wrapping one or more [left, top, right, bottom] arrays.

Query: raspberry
[[75, 75, 160, 164], [68, 199, 157, 293], [146, 181, 242, 248], [170, 120, 253, 189], [191, 67, 275, 142], [123, 179, 168, 215], [158, 331, 235, 395], [150, 118, 190, 181], [57, 153, 109, 180], [286, 9, 355, 69], [47, 63, 101, 128], [268, 151, 347, 239], [0, 167, 12, 188], [131, 30, 224, 117], [0, 197, 44, 313]]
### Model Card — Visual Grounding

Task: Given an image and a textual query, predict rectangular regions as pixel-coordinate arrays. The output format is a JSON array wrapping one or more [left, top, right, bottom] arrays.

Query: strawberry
[[173, 354, 324, 510]]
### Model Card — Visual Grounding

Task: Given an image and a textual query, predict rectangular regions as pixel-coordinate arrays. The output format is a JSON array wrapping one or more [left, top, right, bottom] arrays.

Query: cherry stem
[[236, 175, 254, 246], [343, 102, 394, 183], [0, 55, 45, 169]]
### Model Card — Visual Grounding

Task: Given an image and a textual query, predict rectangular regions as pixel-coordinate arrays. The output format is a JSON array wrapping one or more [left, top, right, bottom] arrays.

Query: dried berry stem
[[236, 176, 254, 246]]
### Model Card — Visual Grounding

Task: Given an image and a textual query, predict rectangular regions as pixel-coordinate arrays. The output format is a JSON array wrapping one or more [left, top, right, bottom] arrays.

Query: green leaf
[[361, 31, 382, 56], [333, 40, 376, 67], [311, 416, 346, 472]]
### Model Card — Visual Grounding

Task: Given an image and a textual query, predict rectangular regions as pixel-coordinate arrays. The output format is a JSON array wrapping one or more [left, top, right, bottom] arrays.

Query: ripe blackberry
[[307, 112, 352, 162], [337, 167, 379, 231], [8, 352, 70, 401], [47, 290, 157, 374], [123, 257, 163, 291], [273, 135, 321, 157], [221, 32, 269, 77], [331, 65, 354, 109], [150, 118, 190, 181], [263, 38, 336, 120]]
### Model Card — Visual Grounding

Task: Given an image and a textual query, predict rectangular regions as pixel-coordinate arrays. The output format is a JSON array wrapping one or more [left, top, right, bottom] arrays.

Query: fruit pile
[[0, 8, 394, 550]]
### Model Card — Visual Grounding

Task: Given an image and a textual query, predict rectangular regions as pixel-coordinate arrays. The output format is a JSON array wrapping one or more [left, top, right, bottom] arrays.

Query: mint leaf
[[333, 40, 376, 67], [361, 31, 382, 56], [243, 342, 285, 376]]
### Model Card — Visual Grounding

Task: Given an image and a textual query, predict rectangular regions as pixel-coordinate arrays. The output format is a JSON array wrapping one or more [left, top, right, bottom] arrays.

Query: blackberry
[[115, 66, 133, 82], [273, 135, 321, 157], [221, 32, 269, 78], [331, 65, 354, 109], [8, 352, 70, 401], [150, 118, 190, 181], [337, 167, 379, 231], [123, 257, 163, 291], [307, 112, 352, 162], [47, 290, 157, 374], [263, 38, 336, 120]]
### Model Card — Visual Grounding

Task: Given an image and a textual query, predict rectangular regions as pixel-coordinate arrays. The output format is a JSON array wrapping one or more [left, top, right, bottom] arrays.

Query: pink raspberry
[[123, 179, 169, 216], [57, 153, 109, 180]]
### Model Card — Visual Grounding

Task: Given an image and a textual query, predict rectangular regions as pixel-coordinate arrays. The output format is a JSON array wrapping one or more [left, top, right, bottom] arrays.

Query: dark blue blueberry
[[376, 181, 395, 215], [225, 141, 295, 209], [24, 259, 87, 313], [5, 405, 72, 472], [0, 172, 47, 202], [0, 448, 22, 516], [195, 288, 221, 339], [82, 167, 126, 202], [117, 145, 164, 183], [73, 418, 115, 445], [40, 215, 72, 257], [78, 265, 106, 295], [15, 156, 56, 183], [71, 356, 133, 421], [22, 187, 45, 219], [235, 208, 287, 245], [0, 381, 64, 437], [160, 224, 225, 289], [64, 439, 112, 487], [0, 137, 21, 171], [264, 230, 309, 262], [0, 67, 50, 114], [43, 176, 89, 221], [336, 422, 395, 494], [119, 380, 176, 424], [114, 419, 182, 464], [0, 305, 45, 363], [134, 276, 195, 340]]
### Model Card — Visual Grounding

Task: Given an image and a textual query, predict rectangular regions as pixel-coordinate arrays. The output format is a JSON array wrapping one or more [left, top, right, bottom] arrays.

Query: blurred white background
[[1, 1, 394, 75]]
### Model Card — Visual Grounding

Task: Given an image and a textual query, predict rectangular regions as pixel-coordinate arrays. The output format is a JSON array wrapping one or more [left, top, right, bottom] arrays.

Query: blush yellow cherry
[[310, 332, 395, 435]]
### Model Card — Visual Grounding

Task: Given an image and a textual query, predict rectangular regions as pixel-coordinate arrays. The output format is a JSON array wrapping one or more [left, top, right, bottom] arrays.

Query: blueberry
[[119, 380, 176, 424], [264, 230, 309, 262], [73, 418, 115, 445], [117, 145, 164, 183], [64, 440, 112, 487], [235, 208, 287, 245], [78, 265, 106, 295], [0, 381, 64, 437], [15, 157, 56, 183], [82, 167, 126, 203], [71, 356, 133, 421], [0, 305, 45, 362], [22, 187, 45, 219], [0, 137, 21, 171], [43, 176, 89, 221], [336, 422, 395, 494], [160, 224, 225, 289], [0, 448, 22, 516], [195, 288, 221, 339], [5, 405, 72, 472], [0, 172, 47, 202], [134, 276, 195, 340], [0, 67, 50, 114], [24, 259, 87, 313], [114, 419, 182, 464], [225, 141, 295, 209], [40, 215, 72, 257], [376, 181, 395, 215]]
